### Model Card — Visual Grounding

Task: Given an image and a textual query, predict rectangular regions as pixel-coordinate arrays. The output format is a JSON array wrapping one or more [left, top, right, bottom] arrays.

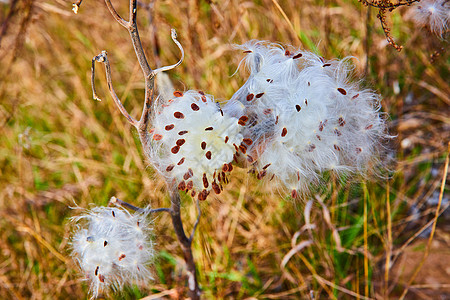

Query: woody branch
[[89, 0, 197, 298]]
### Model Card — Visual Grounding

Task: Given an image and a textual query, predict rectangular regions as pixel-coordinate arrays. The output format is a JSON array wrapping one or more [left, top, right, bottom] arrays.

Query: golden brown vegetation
[[0, 0, 449, 299]]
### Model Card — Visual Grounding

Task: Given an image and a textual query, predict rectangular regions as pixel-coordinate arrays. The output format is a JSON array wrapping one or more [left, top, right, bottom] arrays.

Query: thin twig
[[169, 189, 201, 299], [91, 51, 138, 127], [104, 0, 128, 27], [152, 29, 184, 75], [189, 198, 201, 242], [110, 196, 172, 214], [72, 0, 83, 14]]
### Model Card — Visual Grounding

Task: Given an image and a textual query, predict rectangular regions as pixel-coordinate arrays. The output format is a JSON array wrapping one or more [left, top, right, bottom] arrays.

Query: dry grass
[[0, 0, 449, 299]]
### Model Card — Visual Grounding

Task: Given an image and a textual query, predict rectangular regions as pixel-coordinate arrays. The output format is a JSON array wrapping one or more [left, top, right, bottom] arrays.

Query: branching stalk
[[87, 0, 198, 298], [169, 189, 201, 299], [110, 196, 171, 214]]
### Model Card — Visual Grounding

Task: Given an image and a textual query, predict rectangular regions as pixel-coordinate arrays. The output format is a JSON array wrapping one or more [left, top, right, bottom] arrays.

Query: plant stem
[[169, 189, 201, 299]]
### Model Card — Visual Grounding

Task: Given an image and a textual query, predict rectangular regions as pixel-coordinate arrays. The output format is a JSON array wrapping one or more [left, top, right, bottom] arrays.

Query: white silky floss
[[231, 41, 388, 197], [71, 206, 154, 298], [148, 90, 247, 200], [411, 0, 450, 37]]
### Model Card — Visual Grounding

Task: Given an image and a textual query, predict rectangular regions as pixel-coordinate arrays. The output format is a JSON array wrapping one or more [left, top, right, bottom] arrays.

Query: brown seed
[[296, 105, 301, 112], [334, 144, 341, 151], [191, 103, 200, 111], [201, 95, 207, 102], [246, 94, 254, 101], [334, 129, 342, 136], [319, 121, 325, 132], [308, 82, 311, 86], [153, 134, 163, 141], [95, 266, 99, 276], [256, 170, 267, 180], [198, 90, 205, 95], [202, 173, 209, 188], [322, 63, 331, 67], [356, 147, 362, 154], [243, 138, 253, 145], [255, 92, 264, 98], [186, 180, 193, 190], [220, 109, 224, 116], [228, 163, 233, 172], [183, 171, 191, 180], [365, 124, 373, 130], [247, 155, 254, 163], [165, 124, 174, 131], [285, 50, 291, 56], [206, 151, 212, 160], [166, 164, 175, 172], [178, 181, 186, 190], [104, 241, 108, 247], [266, 78, 272, 82], [178, 157, 185, 165], [176, 139, 185, 146], [118, 254, 126, 261], [316, 135, 321, 141], [222, 164, 228, 172], [352, 93, 360, 100], [307, 144, 316, 152], [201, 141, 206, 150], [291, 189, 298, 198], [174, 111, 185, 119], [224, 136, 229, 143], [281, 127, 288, 137], [239, 145, 247, 154], [112, 211, 115, 217], [173, 91, 183, 97], [212, 181, 221, 194], [191, 190, 196, 197], [338, 117, 346, 127], [243, 50, 252, 53], [293, 53, 302, 59], [205, 127, 213, 131], [337, 88, 347, 95], [171, 146, 180, 154], [275, 116, 279, 124], [198, 189, 209, 201], [238, 115, 248, 126], [99, 274, 105, 283], [178, 130, 188, 135], [239, 116, 248, 122], [263, 163, 271, 170], [297, 171, 301, 181], [304, 99, 308, 105]]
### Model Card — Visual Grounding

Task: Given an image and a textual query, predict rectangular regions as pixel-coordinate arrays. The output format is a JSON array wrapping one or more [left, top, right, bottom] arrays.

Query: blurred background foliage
[[0, 0, 449, 299]]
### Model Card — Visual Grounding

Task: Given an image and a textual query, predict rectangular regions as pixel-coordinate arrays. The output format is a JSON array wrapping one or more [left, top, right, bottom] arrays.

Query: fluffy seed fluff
[[410, 0, 450, 37], [231, 41, 389, 197], [70, 206, 154, 298], [148, 90, 247, 200]]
